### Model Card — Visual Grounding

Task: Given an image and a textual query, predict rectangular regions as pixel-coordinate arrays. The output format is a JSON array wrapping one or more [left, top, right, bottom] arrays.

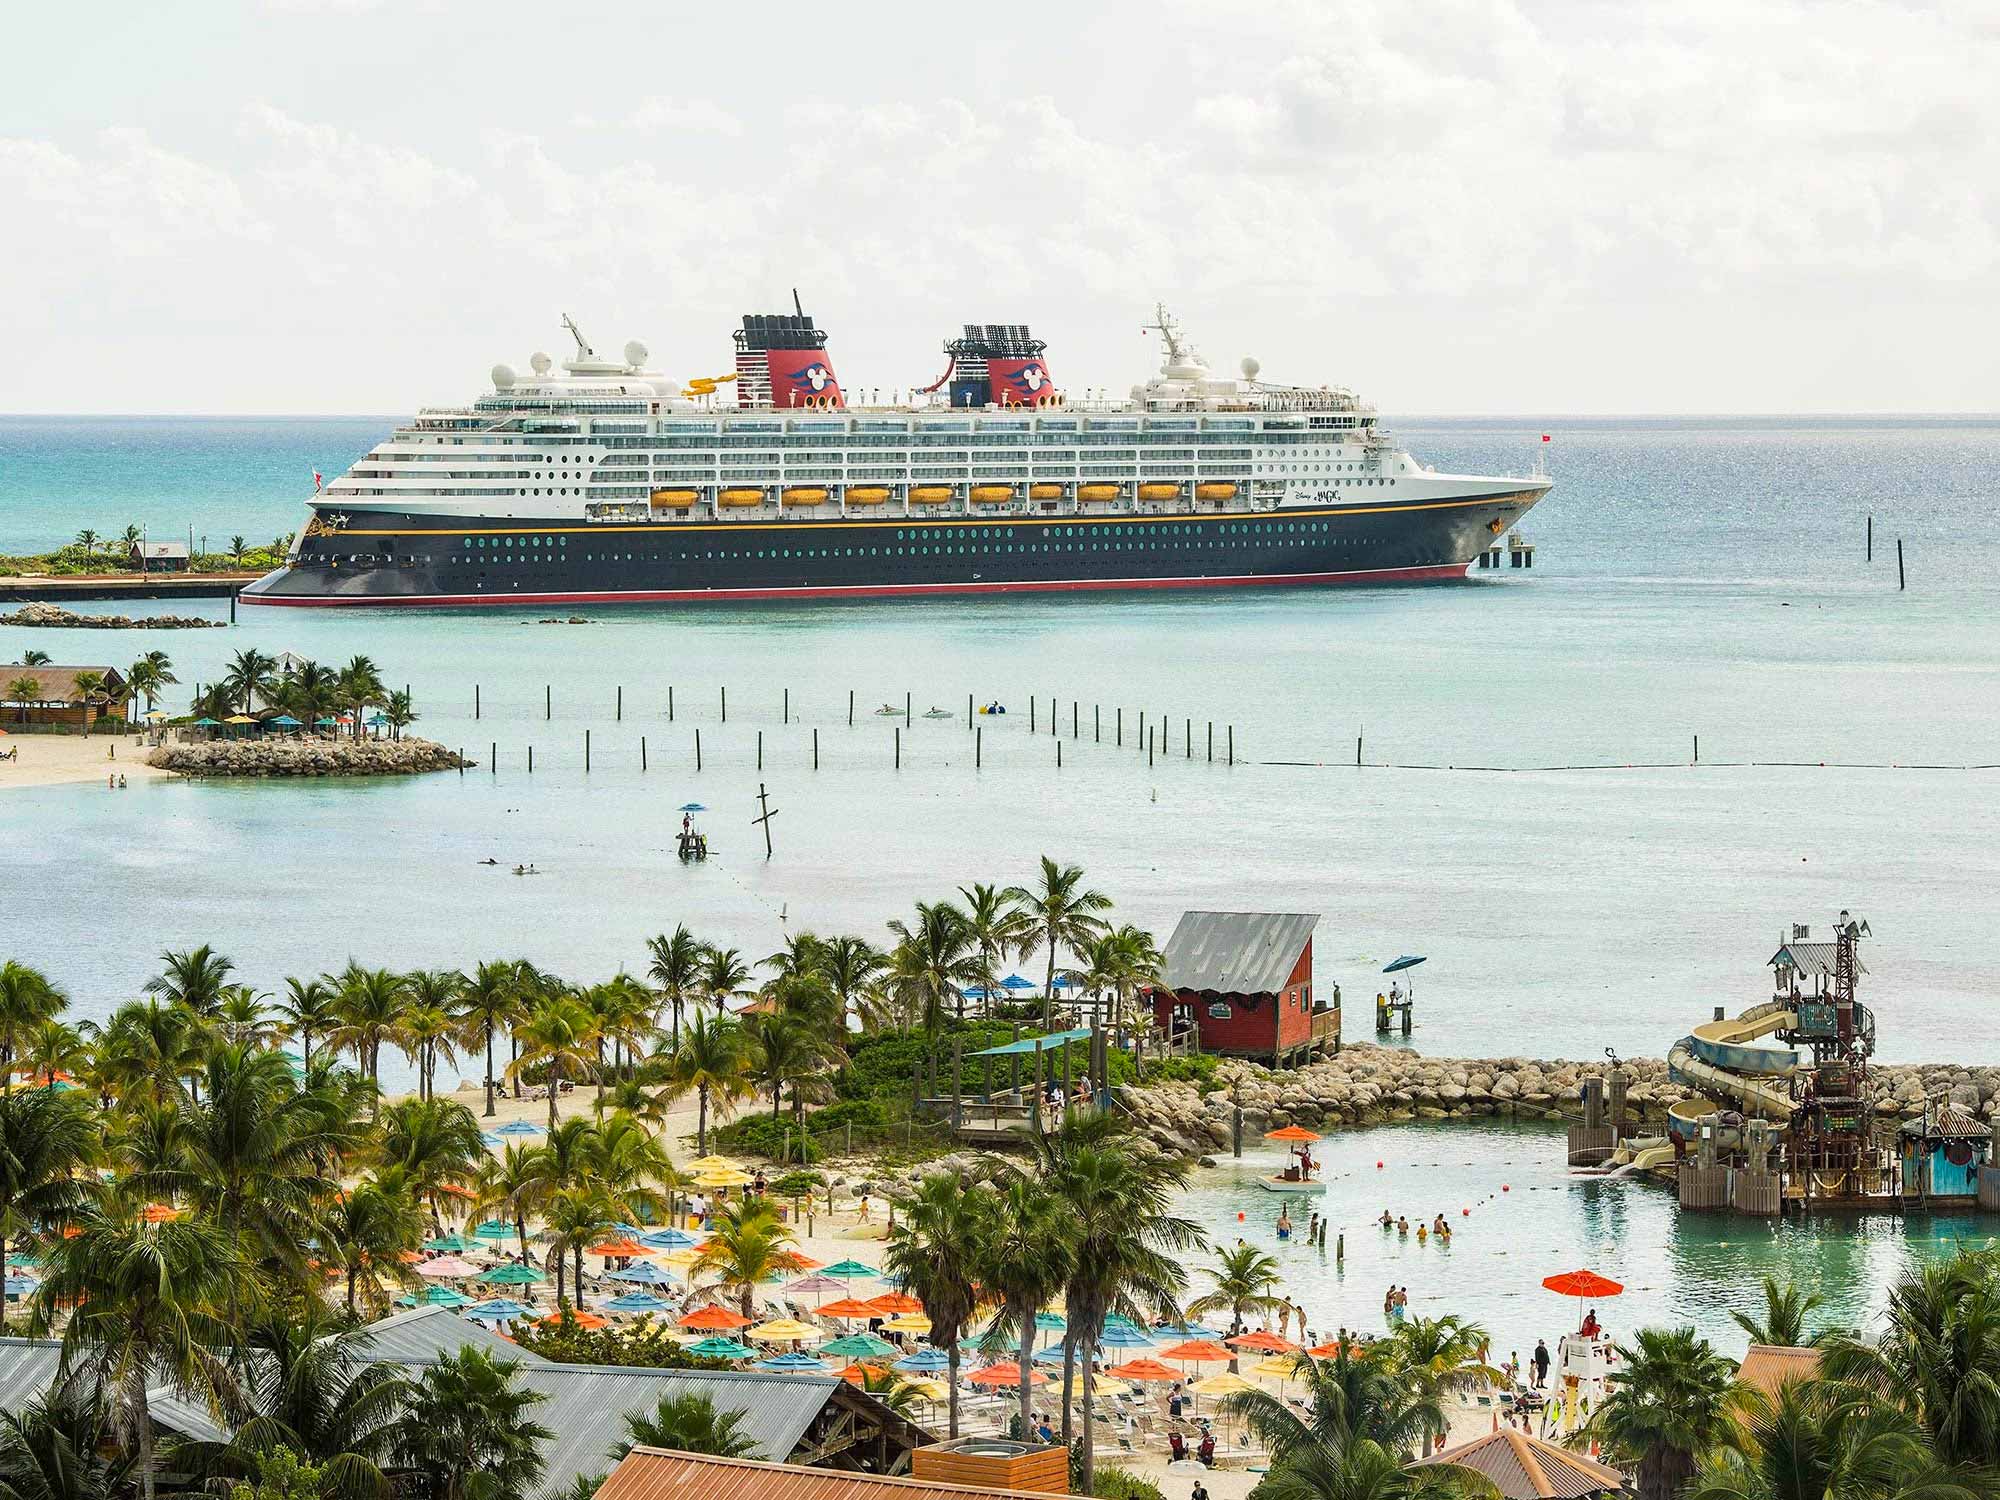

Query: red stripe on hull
[[240, 563, 1471, 608]]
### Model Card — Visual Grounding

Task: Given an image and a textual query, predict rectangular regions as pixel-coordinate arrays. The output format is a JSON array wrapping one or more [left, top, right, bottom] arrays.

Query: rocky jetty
[[148, 736, 470, 778], [1117, 1043, 2000, 1159], [1, 601, 225, 629]]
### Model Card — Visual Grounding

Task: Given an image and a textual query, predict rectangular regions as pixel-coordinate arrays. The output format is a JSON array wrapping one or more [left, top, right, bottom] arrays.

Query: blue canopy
[[1153, 1321, 1226, 1340], [495, 1119, 542, 1136], [1051, 974, 1079, 990], [686, 1337, 756, 1359], [269, 715, 303, 727], [893, 1348, 951, 1373], [1033, 1346, 1067, 1365], [1382, 955, 1428, 973], [968, 1028, 1091, 1058], [678, 802, 707, 812], [604, 1291, 672, 1313], [396, 1287, 471, 1308], [1000, 973, 1036, 990], [640, 1228, 703, 1250], [465, 1298, 532, 1320], [2, 1275, 37, 1297], [481, 1132, 505, 1147], [608, 1262, 676, 1285], [1095, 1321, 1156, 1349], [754, 1353, 831, 1373]]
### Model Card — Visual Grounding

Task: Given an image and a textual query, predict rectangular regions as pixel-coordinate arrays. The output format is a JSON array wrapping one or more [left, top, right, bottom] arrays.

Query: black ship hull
[[241, 489, 1543, 608]]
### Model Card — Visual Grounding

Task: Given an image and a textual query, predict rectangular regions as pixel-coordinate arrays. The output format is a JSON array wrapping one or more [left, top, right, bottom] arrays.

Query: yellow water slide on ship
[[1666, 1000, 1799, 1123], [683, 372, 739, 397]]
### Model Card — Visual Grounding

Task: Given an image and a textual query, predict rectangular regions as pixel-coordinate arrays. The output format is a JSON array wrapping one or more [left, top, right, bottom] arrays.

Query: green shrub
[[1088, 1468, 1165, 1500], [514, 1313, 736, 1369]]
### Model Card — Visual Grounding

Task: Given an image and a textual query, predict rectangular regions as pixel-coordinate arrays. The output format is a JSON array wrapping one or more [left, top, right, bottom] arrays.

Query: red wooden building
[[1149, 911, 1338, 1068]]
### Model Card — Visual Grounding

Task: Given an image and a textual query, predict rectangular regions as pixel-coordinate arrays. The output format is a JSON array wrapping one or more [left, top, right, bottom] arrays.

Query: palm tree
[[614, 1391, 758, 1460], [328, 966, 409, 1116], [883, 1172, 993, 1438], [746, 1011, 832, 1125], [0, 1087, 96, 1303], [454, 960, 523, 1118], [1387, 1315, 1499, 1455], [223, 648, 277, 714], [698, 946, 751, 1023], [284, 659, 338, 729], [92, 998, 204, 1107], [336, 656, 387, 741], [0, 961, 66, 1092], [659, 1012, 752, 1155], [693, 1198, 804, 1319], [277, 977, 339, 1071], [399, 971, 462, 1101], [29, 1207, 248, 1500], [172, 1303, 408, 1500], [541, 1184, 619, 1309], [73, 528, 98, 558], [146, 944, 236, 1019], [382, 689, 417, 742], [816, 935, 884, 1030], [1235, 1425, 1491, 1500], [471, 1142, 547, 1267], [1688, 1379, 1978, 1500], [1819, 1250, 2000, 1469], [1220, 1343, 1441, 1461], [17, 651, 49, 667], [0, 1372, 137, 1500], [958, 882, 1032, 1016], [580, 1112, 677, 1228], [646, 927, 705, 1050], [1733, 1275, 1826, 1348], [125, 655, 176, 716], [977, 1176, 1074, 1438], [1004, 856, 1112, 1025], [883, 900, 981, 1039], [507, 994, 599, 1130], [120, 524, 142, 554], [376, 1096, 485, 1224], [1187, 1242, 1287, 1361], [393, 1348, 553, 1500], [230, 535, 247, 566], [68, 672, 108, 734], [5, 678, 42, 727], [20, 1019, 89, 1091], [326, 1171, 426, 1319], [1583, 1324, 1738, 1500]]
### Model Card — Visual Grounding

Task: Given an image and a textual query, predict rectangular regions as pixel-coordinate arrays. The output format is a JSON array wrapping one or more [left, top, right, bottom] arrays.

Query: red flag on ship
[[312, 469, 324, 492]]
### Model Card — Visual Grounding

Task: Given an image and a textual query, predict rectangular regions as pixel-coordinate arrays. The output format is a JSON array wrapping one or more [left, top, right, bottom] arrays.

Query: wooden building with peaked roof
[[1148, 910, 1337, 1067]]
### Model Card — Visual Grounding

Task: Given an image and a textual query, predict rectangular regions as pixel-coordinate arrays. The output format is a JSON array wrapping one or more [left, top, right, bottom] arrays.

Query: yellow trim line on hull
[[327, 493, 1539, 540]]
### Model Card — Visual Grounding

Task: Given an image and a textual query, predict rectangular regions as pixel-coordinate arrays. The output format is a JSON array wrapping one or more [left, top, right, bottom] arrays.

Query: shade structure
[[1254, 1353, 1307, 1380], [1307, 1341, 1351, 1358], [677, 802, 707, 813], [1000, 973, 1036, 990], [1227, 1330, 1300, 1353], [1153, 1321, 1223, 1340], [820, 1259, 877, 1279], [867, 1292, 924, 1316], [1190, 1371, 1258, 1397], [416, 1255, 480, 1278], [788, 1255, 825, 1273], [656, 1247, 706, 1269], [1106, 1358, 1184, 1383], [640, 1228, 704, 1250], [313, 716, 338, 727], [1383, 955, 1428, 973], [684, 1337, 756, 1359], [480, 1133, 505, 1148], [588, 1237, 648, 1258], [753, 1352, 831, 1373], [787, 1274, 847, 1297], [1542, 1270, 1625, 1299], [2, 1275, 37, 1297], [1032, 1347, 1067, 1366], [902, 1378, 950, 1403], [224, 715, 254, 724], [191, 717, 220, 727], [472, 1220, 514, 1240], [695, 1168, 755, 1189], [1412, 1428, 1627, 1500], [1095, 1322, 1157, 1350], [815, 1298, 883, 1321], [608, 1262, 676, 1285], [542, 1309, 609, 1329], [821, 1332, 898, 1359], [268, 715, 303, 727], [465, 1298, 533, 1320], [1159, 1340, 1236, 1363], [494, 1120, 542, 1136], [968, 1363, 1046, 1388], [396, 1287, 471, 1308], [679, 1305, 752, 1331], [1264, 1125, 1323, 1143], [893, 1348, 951, 1373], [748, 1317, 823, 1343], [683, 1154, 738, 1173], [882, 1313, 932, 1335], [603, 1291, 671, 1313], [1034, 1311, 1067, 1332], [476, 1262, 544, 1285]]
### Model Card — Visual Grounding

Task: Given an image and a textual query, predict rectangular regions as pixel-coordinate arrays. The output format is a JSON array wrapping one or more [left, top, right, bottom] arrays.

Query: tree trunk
[[547, 1075, 559, 1132], [347, 1267, 359, 1318], [698, 1088, 709, 1155], [135, 1377, 157, 1500], [483, 1024, 496, 1117], [947, 1344, 961, 1438], [1043, 947, 1056, 1028], [1060, 1332, 1077, 1447], [1016, 1315, 1035, 1439], [1080, 1344, 1099, 1494]]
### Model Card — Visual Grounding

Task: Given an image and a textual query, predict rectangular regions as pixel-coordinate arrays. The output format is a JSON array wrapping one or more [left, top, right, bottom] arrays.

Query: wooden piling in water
[[757, 730, 763, 771], [1693, 734, 1699, 764], [783, 687, 789, 724], [1137, 710, 1144, 751], [668, 685, 674, 722], [642, 736, 648, 771], [1898, 538, 1906, 590], [1867, 515, 1873, 562], [545, 685, 551, 720], [1030, 698, 1036, 733], [967, 693, 973, 729], [1357, 734, 1363, 766], [528, 745, 533, 772], [1056, 739, 1062, 768], [1094, 704, 1101, 743], [490, 741, 496, 775], [1116, 707, 1123, 746], [695, 728, 702, 771], [475, 685, 481, 719], [616, 685, 622, 721], [813, 727, 819, 770], [585, 729, 590, 772], [1208, 721, 1214, 762], [458, 749, 464, 776], [848, 689, 854, 726], [1147, 728, 1154, 767], [1185, 718, 1191, 758], [1228, 725, 1234, 765], [894, 727, 901, 769], [976, 726, 982, 768], [905, 691, 911, 726], [1072, 701, 1078, 738], [721, 685, 727, 722]]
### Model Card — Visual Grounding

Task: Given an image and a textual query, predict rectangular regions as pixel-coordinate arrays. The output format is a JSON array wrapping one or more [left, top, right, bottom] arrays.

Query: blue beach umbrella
[[1154, 1321, 1226, 1340], [685, 1337, 756, 1360], [677, 803, 707, 812], [820, 1259, 877, 1281], [192, 717, 220, 727], [495, 1119, 542, 1137], [2, 1275, 37, 1298], [465, 1298, 532, 1321], [1035, 1311, 1067, 1331], [608, 1262, 675, 1285], [1033, 1346, 1068, 1366], [753, 1353, 831, 1373], [472, 1219, 514, 1240], [603, 1291, 672, 1313], [1000, 974, 1036, 991], [269, 714, 302, 727], [821, 1332, 897, 1359], [640, 1228, 703, 1250], [893, 1348, 951, 1374], [396, 1287, 471, 1308], [1382, 955, 1427, 973], [481, 1133, 505, 1147], [1096, 1321, 1156, 1350]]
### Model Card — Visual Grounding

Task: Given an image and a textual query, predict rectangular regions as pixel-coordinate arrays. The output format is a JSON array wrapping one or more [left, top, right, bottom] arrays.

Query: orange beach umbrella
[[968, 1363, 1047, 1388], [868, 1292, 924, 1315], [680, 1305, 753, 1331], [1264, 1125, 1322, 1142], [1227, 1330, 1300, 1353], [1541, 1270, 1623, 1299], [815, 1298, 883, 1321], [588, 1238, 648, 1258], [1105, 1358, 1183, 1383], [1159, 1340, 1235, 1363]]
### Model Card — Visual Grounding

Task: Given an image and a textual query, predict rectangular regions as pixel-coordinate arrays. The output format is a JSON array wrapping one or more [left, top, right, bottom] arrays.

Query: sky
[[2, 0, 1996, 415]]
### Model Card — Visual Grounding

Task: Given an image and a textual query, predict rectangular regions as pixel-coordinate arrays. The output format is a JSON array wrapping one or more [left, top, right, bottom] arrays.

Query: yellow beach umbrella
[[657, 1248, 705, 1269], [748, 1317, 824, 1343], [685, 1155, 738, 1173], [903, 1378, 949, 1403], [882, 1312, 932, 1335], [696, 1168, 754, 1189], [1253, 1353, 1305, 1387], [1191, 1371, 1257, 1397], [225, 715, 255, 725]]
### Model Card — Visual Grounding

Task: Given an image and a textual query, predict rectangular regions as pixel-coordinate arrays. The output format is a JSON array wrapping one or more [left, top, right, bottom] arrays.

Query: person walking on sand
[[1533, 1338, 1550, 1389]]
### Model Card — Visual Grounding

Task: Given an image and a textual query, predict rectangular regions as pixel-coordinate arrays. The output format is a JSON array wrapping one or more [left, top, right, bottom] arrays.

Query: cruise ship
[[241, 304, 1550, 608]]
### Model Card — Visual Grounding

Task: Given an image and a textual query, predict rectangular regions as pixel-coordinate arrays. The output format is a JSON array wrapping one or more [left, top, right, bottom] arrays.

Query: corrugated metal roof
[[1415, 1429, 1623, 1499], [0, 1339, 65, 1415], [1898, 1106, 1988, 1139], [1767, 942, 1866, 979], [1160, 911, 1317, 996], [524, 1364, 838, 1481], [1735, 1344, 1821, 1398], [595, 1448, 1064, 1500], [359, 1304, 550, 1366]]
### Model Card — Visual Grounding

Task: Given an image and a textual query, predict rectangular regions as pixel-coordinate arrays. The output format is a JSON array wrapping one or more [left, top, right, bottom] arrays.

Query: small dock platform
[[0, 572, 258, 602], [1476, 531, 1536, 570]]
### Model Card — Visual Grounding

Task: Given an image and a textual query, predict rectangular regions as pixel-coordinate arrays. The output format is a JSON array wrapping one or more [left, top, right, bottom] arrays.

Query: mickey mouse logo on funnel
[[767, 349, 844, 408], [988, 356, 1060, 407]]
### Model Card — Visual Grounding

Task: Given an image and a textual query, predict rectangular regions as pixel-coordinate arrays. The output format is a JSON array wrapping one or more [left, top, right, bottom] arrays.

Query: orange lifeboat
[[1195, 482, 1239, 502], [908, 486, 954, 505], [1138, 482, 1181, 502], [781, 487, 829, 507], [970, 485, 1014, 505], [1028, 483, 1063, 501], [718, 488, 765, 507], [844, 486, 890, 506], [1077, 484, 1120, 503], [649, 489, 699, 509]]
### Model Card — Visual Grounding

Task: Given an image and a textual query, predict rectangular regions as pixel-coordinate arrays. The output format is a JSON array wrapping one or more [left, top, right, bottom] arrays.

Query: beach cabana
[[1414, 1429, 1625, 1500]]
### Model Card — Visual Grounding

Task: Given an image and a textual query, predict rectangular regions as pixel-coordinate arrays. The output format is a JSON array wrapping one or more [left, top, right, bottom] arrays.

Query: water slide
[[1666, 1000, 1798, 1126]]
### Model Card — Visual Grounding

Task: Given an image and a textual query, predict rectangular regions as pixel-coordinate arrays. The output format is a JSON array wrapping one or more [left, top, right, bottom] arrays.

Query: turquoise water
[[1179, 1122, 1994, 1361]]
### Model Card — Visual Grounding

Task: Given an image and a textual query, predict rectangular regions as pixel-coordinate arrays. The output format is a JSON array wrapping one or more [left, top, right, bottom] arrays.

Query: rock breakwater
[[1118, 1043, 2000, 1158], [1, 601, 225, 629], [148, 737, 470, 777]]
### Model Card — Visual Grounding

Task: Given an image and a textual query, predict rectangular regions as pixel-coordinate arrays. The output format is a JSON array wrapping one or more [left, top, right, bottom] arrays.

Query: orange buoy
[[1376, 1161, 1384, 1169], [1502, 1184, 1511, 1192], [1237, 1212, 1245, 1222], [1462, 1208, 1470, 1216]]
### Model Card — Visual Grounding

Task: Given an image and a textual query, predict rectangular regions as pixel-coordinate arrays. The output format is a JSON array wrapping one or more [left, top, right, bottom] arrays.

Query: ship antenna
[[1145, 301, 1184, 366], [792, 287, 804, 318], [561, 314, 595, 358]]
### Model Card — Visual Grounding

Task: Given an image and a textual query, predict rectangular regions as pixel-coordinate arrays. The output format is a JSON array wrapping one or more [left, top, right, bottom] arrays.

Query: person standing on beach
[[1533, 1339, 1550, 1389]]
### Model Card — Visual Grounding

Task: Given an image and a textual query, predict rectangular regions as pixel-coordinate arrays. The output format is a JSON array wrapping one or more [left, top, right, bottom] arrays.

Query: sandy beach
[[0, 731, 172, 789]]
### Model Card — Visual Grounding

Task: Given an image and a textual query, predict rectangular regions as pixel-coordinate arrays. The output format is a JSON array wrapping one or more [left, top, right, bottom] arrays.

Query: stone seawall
[[1, 601, 225, 629], [147, 737, 470, 777], [1118, 1043, 2000, 1159]]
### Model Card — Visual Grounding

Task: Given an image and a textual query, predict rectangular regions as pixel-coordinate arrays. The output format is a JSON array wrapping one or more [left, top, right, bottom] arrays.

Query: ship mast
[[561, 314, 595, 359], [1144, 302, 1185, 366]]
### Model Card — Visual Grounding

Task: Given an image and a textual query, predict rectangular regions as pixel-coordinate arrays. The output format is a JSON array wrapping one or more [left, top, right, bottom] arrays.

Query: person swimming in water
[[1276, 1207, 1293, 1240], [1396, 1216, 1410, 1236], [1380, 1210, 1394, 1229]]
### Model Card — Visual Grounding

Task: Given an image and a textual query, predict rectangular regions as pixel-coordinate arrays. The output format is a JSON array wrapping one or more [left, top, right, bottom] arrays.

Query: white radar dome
[[624, 339, 649, 367], [530, 351, 552, 375], [490, 363, 517, 389], [1241, 356, 1261, 379], [657, 379, 683, 397]]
